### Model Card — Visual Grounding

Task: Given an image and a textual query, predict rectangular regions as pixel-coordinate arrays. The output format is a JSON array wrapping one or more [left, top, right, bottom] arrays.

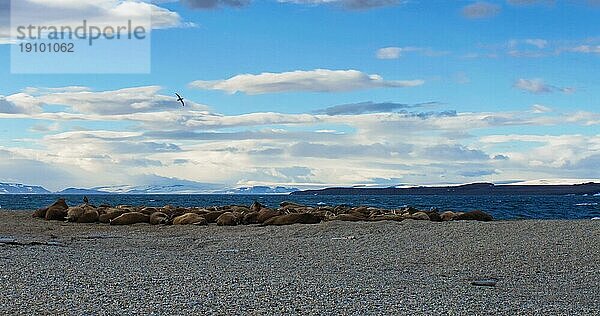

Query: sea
[[0, 194, 599, 220]]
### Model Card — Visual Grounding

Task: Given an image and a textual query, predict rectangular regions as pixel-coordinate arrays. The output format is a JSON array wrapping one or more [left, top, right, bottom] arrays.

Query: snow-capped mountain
[[0, 183, 51, 194], [215, 186, 299, 194]]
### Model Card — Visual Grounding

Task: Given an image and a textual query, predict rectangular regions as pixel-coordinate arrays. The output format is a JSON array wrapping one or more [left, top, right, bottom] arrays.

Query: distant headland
[[291, 182, 600, 196]]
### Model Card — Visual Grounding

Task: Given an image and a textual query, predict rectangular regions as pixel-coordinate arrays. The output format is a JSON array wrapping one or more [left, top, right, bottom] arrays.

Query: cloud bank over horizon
[[0, 85, 598, 191]]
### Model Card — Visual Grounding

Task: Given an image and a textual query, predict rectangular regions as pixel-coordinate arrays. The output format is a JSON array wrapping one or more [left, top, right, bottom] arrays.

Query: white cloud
[[566, 45, 600, 54], [0, 94, 43, 114], [36, 86, 208, 115], [189, 69, 424, 94], [513, 78, 574, 94], [376, 47, 402, 59], [1, 85, 599, 189], [376, 47, 449, 59], [523, 39, 548, 49], [462, 2, 501, 19], [531, 104, 552, 113]]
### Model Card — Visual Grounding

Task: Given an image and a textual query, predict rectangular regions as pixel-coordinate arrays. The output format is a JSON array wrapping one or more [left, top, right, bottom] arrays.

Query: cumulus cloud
[[315, 101, 415, 115], [288, 142, 411, 158], [1, 84, 599, 189], [462, 2, 501, 19], [513, 78, 574, 94], [189, 69, 424, 94], [0, 94, 43, 114], [36, 86, 209, 115]]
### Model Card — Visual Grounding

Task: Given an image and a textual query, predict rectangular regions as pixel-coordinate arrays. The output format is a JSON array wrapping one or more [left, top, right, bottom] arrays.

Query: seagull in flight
[[175, 93, 185, 107]]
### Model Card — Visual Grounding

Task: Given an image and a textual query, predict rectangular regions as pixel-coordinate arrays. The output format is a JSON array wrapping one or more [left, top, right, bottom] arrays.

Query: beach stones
[[471, 278, 498, 287]]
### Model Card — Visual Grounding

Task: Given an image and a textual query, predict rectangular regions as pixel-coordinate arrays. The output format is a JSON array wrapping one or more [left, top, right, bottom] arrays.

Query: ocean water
[[0, 194, 599, 220]]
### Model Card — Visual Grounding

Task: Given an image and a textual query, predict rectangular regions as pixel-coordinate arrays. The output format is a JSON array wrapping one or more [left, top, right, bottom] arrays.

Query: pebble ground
[[0, 211, 598, 315]]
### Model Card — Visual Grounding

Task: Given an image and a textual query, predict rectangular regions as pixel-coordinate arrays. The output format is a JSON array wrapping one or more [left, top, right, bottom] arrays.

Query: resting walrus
[[173, 213, 207, 225], [262, 213, 322, 226], [110, 212, 149, 225], [44, 198, 69, 221], [216, 212, 239, 226], [149, 212, 169, 225]]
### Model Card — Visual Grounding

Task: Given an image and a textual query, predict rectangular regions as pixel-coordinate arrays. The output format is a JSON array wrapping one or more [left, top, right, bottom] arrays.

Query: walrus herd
[[32, 198, 494, 227]]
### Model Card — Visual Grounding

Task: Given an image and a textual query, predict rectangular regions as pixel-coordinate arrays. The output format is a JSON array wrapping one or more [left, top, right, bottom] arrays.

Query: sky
[[0, 0, 599, 191]]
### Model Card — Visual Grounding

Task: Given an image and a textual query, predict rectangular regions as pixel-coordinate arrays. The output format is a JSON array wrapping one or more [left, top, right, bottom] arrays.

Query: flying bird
[[175, 93, 185, 107]]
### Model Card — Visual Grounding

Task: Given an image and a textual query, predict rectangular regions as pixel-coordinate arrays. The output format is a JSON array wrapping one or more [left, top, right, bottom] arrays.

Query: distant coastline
[[291, 182, 600, 196]]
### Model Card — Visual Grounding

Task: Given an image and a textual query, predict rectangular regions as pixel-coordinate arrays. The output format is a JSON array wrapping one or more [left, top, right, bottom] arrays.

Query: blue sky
[[0, 0, 599, 191]]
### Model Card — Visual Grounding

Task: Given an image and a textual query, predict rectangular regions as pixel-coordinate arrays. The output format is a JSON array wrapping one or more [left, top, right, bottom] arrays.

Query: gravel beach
[[1, 211, 598, 315]]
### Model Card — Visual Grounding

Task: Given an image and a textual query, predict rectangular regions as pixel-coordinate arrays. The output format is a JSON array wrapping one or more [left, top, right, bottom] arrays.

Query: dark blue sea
[[1, 194, 599, 220]]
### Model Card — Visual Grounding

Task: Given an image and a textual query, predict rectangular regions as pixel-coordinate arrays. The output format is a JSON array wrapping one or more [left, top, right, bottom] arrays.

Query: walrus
[[331, 214, 364, 222], [173, 213, 207, 225], [77, 209, 99, 223], [228, 206, 250, 214], [250, 201, 263, 213], [350, 207, 370, 218], [203, 211, 227, 223], [279, 201, 306, 208], [454, 210, 493, 221], [216, 212, 239, 226], [44, 198, 69, 221], [66, 207, 85, 222], [99, 209, 128, 224], [110, 212, 149, 225], [440, 211, 456, 221], [32, 208, 47, 218], [140, 207, 159, 215], [149, 212, 169, 225], [411, 212, 430, 220], [369, 214, 404, 222], [262, 213, 322, 226], [256, 208, 281, 223], [242, 212, 259, 225], [426, 211, 442, 222]]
